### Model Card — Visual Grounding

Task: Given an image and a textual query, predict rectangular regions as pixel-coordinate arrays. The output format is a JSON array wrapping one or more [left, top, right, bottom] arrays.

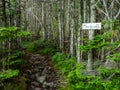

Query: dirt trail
[[24, 53, 60, 90]]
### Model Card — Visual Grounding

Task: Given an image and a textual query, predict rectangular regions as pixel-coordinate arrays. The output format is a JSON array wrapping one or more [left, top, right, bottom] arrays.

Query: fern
[[0, 69, 19, 80]]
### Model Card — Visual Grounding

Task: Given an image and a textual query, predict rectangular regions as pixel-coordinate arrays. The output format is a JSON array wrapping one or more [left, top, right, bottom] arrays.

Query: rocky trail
[[24, 53, 60, 90]]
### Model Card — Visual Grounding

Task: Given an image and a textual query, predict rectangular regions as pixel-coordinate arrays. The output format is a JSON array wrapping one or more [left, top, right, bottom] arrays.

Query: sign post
[[82, 23, 101, 30]]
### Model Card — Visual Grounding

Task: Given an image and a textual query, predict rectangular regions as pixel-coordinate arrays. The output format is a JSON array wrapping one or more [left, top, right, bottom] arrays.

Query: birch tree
[[58, 1, 64, 51], [100, 0, 120, 65], [77, 0, 82, 63], [87, 0, 96, 71], [41, 1, 46, 40], [65, 0, 70, 41], [70, 0, 75, 56]]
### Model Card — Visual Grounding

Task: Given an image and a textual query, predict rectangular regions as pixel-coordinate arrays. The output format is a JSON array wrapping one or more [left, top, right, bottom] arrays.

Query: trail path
[[24, 53, 60, 90]]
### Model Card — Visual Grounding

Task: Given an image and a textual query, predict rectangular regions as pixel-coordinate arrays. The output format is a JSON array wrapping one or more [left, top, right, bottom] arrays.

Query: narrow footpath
[[24, 53, 60, 90]]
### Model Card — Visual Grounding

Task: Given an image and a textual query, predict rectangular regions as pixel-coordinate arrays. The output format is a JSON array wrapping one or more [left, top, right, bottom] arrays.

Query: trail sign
[[82, 23, 101, 30]]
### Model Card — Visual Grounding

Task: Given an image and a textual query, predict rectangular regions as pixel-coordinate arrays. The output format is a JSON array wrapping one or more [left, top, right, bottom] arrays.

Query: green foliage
[[1, 51, 26, 69], [80, 32, 120, 52], [22, 40, 39, 52], [53, 52, 76, 74], [0, 26, 29, 82], [37, 48, 55, 55], [98, 67, 120, 78], [0, 69, 19, 80], [53, 52, 68, 63], [80, 19, 120, 53], [52, 19, 120, 89], [65, 65, 120, 90], [2, 59, 26, 66], [106, 53, 120, 62], [23, 39, 57, 54], [0, 26, 30, 42], [3, 82, 20, 90], [80, 35, 104, 52], [9, 51, 25, 60], [52, 53, 117, 90], [2, 76, 27, 90], [102, 19, 120, 30]]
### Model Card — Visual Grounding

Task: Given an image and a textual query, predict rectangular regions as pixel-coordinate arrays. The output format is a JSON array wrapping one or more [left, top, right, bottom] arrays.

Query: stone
[[42, 68, 48, 75], [35, 87, 41, 90], [44, 82, 54, 87], [30, 85, 35, 89], [34, 61, 41, 65], [31, 81, 40, 87], [36, 75, 46, 83]]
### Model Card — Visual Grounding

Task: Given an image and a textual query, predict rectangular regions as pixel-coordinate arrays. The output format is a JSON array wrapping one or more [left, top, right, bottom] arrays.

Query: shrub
[[66, 64, 120, 90], [0, 69, 19, 80], [22, 39, 57, 54], [53, 52, 76, 74]]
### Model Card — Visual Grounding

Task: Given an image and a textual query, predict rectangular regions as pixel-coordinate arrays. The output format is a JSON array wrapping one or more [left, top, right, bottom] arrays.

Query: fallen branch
[[107, 73, 115, 80]]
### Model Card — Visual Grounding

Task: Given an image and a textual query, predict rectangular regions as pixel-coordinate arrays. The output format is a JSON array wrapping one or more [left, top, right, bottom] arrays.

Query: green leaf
[[0, 69, 19, 80]]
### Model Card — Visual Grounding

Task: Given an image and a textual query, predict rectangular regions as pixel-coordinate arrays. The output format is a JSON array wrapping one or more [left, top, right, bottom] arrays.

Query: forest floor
[[23, 53, 61, 90]]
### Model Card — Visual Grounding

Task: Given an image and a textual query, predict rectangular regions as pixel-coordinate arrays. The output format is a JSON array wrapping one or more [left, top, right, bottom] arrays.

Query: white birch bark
[[70, 18, 74, 56], [50, 0, 54, 40], [65, 0, 70, 38], [41, 1, 45, 40], [70, 0, 74, 56], [87, 0, 95, 71], [47, 2, 51, 40], [77, 0, 82, 63], [58, 1, 62, 51], [83, 0, 87, 23]]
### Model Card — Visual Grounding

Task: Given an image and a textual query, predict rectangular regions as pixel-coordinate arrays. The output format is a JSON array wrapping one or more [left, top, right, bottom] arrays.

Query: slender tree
[[77, 0, 82, 63], [70, 0, 75, 56], [1, 0, 7, 26], [87, 0, 96, 71]]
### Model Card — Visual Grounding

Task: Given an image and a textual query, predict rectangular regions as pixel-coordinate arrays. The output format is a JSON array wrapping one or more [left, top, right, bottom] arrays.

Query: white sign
[[82, 23, 101, 30]]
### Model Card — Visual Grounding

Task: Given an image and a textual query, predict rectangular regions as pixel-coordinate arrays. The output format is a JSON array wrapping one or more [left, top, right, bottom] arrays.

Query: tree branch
[[107, 73, 115, 80], [105, 44, 120, 56], [114, 8, 120, 19], [102, 0, 110, 20]]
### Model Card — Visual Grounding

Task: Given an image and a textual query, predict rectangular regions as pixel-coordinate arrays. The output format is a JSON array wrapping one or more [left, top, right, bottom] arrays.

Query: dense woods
[[0, 0, 120, 90]]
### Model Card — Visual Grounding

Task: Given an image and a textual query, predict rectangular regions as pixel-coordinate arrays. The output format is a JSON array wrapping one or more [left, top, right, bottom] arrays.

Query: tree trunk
[[58, 1, 62, 51], [41, 1, 46, 40], [1, 0, 7, 26], [87, 0, 95, 71], [65, 0, 70, 40], [70, 0, 75, 56], [77, 0, 82, 63]]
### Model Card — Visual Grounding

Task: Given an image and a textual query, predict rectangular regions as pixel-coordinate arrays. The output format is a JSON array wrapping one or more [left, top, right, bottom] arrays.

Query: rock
[[42, 68, 48, 75], [36, 75, 46, 84], [44, 82, 54, 87], [28, 75, 35, 81], [25, 54, 59, 90], [34, 61, 41, 65], [31, 81, 40, 87], [33, 68, 40, 72], [35, 87, 41, 90], [30, 85, 35, 89]]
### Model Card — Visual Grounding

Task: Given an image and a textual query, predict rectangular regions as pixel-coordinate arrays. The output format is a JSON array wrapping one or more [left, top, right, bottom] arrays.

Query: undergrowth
[[53, 52, 120, 90], [53, 52, 76, 75], [22, 39, 57, 55], [0, 26, 29, 89]]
